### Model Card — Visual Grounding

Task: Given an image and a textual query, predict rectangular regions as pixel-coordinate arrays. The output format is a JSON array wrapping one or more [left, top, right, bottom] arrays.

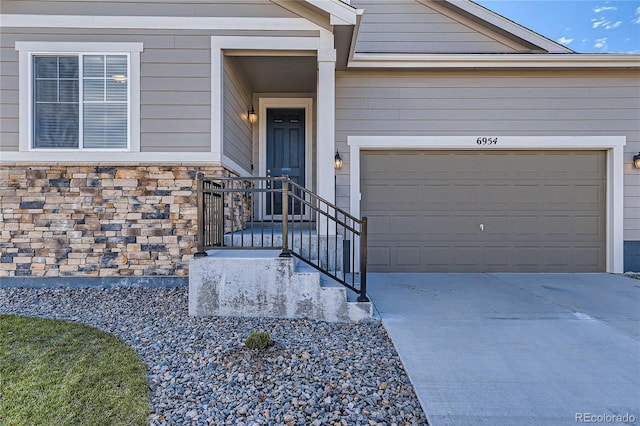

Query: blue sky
[[473, 0, 640, 53]]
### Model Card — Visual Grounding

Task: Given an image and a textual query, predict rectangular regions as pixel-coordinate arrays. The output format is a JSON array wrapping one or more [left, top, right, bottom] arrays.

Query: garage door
[[361, 151, 606, 272]]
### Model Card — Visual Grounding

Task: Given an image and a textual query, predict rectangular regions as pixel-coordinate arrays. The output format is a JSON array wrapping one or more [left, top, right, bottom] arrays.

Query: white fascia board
[[305, 0, 357, 25], [348, 53, 640, 69], [445, 0, 571, 53], [347, 136, 626, 150], [0, 14, 320, 31], [0, 152, 226, 164]]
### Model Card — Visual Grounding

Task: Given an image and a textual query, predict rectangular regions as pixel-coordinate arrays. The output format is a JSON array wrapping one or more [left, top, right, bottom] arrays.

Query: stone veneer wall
[[0, 164, 231, 278]]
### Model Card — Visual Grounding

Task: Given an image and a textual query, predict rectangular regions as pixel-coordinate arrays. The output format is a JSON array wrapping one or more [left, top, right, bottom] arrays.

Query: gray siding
[[0, 0, 296, 17], [335, 70, 640, 239], [223, 57, 253, 173], [0, 28, 214, 152], [351, 0, 524, 54], [0, 27, 315, 153]]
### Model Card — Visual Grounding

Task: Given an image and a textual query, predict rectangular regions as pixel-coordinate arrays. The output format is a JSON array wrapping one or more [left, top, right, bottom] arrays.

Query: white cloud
[[592, 18, 622, 30], [594, 37, 608, 49], [558, 36, 574, 45], [594, 5, 617, 13], [606, 20, 622, 29], [634, 16, 640, 24]]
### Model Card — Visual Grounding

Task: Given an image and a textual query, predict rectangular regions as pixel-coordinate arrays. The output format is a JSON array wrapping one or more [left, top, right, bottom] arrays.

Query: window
[[16, 42, 142, 152], [33, 54, 128, 149]]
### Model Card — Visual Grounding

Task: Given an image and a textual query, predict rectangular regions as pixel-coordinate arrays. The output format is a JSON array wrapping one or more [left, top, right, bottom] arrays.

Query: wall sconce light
[[634, 152, 640, 169], [334, 151, 343, 170], [248, 106, 257, 124]]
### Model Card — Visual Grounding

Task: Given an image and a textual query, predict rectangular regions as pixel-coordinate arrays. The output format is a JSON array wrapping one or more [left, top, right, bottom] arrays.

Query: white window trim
[[16, 41, 142, 153], [348, 135, 626, 273]]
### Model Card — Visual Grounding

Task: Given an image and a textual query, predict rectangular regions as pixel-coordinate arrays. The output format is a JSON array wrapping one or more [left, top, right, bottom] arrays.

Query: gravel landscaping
[[624, 272, 640, 280], [0, 286, 428, 425]]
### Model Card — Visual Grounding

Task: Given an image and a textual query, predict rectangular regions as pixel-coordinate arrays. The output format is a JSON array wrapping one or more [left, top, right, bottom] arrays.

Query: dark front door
[[266, 108, 305, 216]]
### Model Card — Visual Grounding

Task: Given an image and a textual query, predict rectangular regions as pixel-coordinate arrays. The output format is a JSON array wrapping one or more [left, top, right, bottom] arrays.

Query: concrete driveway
[[367, 273, 640, 426]]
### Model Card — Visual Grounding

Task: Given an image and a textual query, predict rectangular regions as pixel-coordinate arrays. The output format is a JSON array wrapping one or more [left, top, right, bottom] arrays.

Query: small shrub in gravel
[[0, 287, 428, 425], [244, 331, 274, 350]]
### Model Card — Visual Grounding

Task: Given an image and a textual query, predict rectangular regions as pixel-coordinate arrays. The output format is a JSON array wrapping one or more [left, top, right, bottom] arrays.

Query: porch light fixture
[[634, 152, 640, 169], [248, 106, 257, 124], [334, 151, 343, 170]]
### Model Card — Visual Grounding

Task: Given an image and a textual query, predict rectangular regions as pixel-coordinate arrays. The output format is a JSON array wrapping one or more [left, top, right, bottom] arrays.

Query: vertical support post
[[280, 178, 291, 257], [194, 172, 208, 257], [357, 216, 369, 302], [317, 32, 336, 236]]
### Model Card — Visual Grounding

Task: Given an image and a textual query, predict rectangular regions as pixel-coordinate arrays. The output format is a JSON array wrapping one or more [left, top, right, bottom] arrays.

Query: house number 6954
[[476, 137, 498, 145]]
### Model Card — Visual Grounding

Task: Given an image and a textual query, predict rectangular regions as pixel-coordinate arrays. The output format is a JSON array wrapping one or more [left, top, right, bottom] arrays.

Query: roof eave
[[348, 53, 640, 69], [304, 0, 357, 25]]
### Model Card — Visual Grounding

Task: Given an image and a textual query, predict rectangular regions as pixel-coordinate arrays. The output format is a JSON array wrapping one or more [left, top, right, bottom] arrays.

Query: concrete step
[[294, 260, 372, 312], [189, 250, 372, 323]]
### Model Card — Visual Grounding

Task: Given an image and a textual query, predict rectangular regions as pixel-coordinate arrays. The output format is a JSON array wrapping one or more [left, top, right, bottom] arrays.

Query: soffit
[[230, 56, 318, 93]]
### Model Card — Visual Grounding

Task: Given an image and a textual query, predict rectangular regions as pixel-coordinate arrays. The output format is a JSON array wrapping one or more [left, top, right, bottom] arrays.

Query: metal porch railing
[[194, 173, 368, 302]]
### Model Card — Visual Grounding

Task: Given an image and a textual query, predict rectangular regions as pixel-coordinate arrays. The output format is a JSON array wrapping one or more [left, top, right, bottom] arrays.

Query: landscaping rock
[[0, 287, 427, 425]]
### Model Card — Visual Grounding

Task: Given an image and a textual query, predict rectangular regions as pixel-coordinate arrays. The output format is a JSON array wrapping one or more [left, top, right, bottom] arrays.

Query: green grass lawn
[[0, 314, 149, 425]]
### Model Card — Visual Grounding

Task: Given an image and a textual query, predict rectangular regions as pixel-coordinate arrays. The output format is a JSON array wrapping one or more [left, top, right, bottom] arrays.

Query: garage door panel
[[366, 215, 390, 235], [424, 215, 452, 236], [544, 246, 573, 267], [544, 185, 575, 206], [573, 185, 605, 210], [511, 216, 540, 236], [420, 185, 451, 208], [510, 185, 541, 209], [480, 185, 511, 208], [453, 216, 480, 238], [543, 216, 571, 238], [452, 184, 481, 206], [483, 246, 512, 268], [394, 184, 422, 201], [361, 150, 606, 272], [574, 216, 603, 237], [481, 215, 511, 238], [574, 247, 602, 269], [453, 246, 482, 266], [391, 215, 424, 237], [512, 246, 541, 267], [368, 246, 391, 268], [423, 246, 450, 266], [395, 247, 421, 266]]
